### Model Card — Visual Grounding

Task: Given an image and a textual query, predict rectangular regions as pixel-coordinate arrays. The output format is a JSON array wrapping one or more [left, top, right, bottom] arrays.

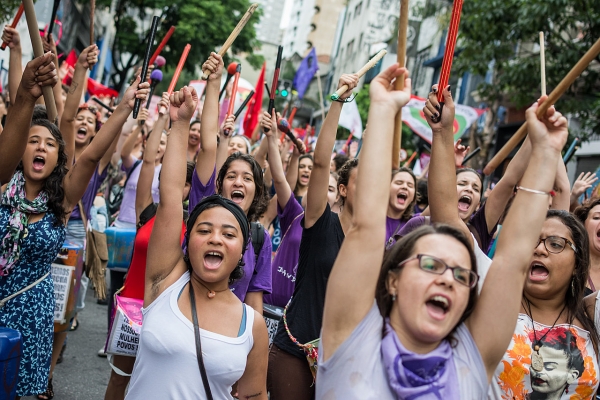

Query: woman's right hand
[[423, 84, 453, 132], [202, 52, 224, 82], [336, 73, 359, 101], [121, 75, 150, 111], [20, 52, 57, 100], [136, 107, 149, 126], [220, 114, 235, 137], [77, 44, 99, 70], [1, 26, 20, 49], [526, 96, 568, 153], [260, 110, 277, 137]]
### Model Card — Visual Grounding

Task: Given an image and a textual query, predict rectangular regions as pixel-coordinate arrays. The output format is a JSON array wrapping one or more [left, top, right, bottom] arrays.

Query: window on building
[[293, 27, 297, 36], [310, 23, 317, 32], [355, 2, 362, 17], [358, 33, 363, 52], [314, 5, 321, 13], [296, 11, 301, 21], [346, 40, 354, 60], [347, 12, 352, 24], [307, 41, 313, 49]]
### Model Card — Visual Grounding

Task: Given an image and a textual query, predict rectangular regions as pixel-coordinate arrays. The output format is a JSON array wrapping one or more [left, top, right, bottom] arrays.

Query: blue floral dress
[[0, 205, 66, 396]]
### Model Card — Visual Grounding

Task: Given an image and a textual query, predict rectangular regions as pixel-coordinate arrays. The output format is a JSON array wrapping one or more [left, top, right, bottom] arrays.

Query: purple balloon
[[150, 69, 163, 82]]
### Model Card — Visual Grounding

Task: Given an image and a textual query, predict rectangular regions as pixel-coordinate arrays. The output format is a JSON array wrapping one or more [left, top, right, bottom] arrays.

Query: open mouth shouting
[[204, 251, 224, 270], [529, 261, 550, 282], [76, 127, 88, 141], [425, 294, 451, 320], [299, 173, 310, 185], [230, 190, 245, 205], [396, 191, 409, 206], [32, 155, 46, 172], [458, 195, 472, 213]]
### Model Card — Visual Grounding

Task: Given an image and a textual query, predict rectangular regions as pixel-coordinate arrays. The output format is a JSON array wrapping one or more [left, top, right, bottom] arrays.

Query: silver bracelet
[[516, 186, 555, 197]]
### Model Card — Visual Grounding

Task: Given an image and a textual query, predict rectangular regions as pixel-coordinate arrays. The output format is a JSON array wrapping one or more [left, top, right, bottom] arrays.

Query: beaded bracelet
[[332, 93, 356, 103], [516, 186, 556, 197]]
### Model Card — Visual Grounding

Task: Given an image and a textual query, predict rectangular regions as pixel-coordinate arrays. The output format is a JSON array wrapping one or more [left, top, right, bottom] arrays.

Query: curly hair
[[216, 152, 269, 222], [337, 157, 359, 206], [18, 119, 69, 226]]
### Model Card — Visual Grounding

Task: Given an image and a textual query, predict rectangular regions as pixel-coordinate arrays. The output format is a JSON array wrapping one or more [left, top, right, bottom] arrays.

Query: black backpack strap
[[250, 222, 264, 264]]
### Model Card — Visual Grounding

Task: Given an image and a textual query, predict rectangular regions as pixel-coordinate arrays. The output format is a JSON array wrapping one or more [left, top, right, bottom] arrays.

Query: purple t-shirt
[[385, 216, 408, 250], [263, 196, 304, 307], [118, 158, 162, 224], [70, 165, 108, 220], [189, 167, 272, 302], [397, 203, 495, 251]]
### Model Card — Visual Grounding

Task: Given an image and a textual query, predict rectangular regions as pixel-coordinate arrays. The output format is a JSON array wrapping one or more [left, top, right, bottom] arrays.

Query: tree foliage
[[0, 1, 22, 25], [103, 0, 263, 91], [455, 0, 600, 142]]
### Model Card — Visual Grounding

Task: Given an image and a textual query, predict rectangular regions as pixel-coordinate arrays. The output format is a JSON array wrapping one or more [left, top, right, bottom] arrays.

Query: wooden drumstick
[[201, 3, 259, 80], [484, 36, 600, 175], [392, 0, 409, 169], [330, 49, 387, 100], [90, 0, 96, 45], [22, 0, 57, 121]]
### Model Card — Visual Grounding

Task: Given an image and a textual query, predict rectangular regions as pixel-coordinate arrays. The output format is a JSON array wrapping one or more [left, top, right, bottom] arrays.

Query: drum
[[0, 327, 22, 400], [263, 304, 284, 345]]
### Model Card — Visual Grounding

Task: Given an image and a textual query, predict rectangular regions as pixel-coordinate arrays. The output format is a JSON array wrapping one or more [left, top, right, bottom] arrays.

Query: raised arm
[[262, 110, 292, 209], [551, 158, 570, 211], [0, 53, 57, 184], [286, 143, 300, 192], [63, 76, 150, 212], [321, 65, 411, 360], [570, 172, 597, 212], [60, 44, 99, 166], [120, 110, 147, 169], [2, 27, 22, 105], [145, 86, 198, 306], [215, 115, 235, 172], [425, 86, 473, 242], [466, 97, 568, 380], [484, 136, 531, 233], [305, 74, 358, 228], [196, 53, 223, 184], [136, 94, 169, 223]]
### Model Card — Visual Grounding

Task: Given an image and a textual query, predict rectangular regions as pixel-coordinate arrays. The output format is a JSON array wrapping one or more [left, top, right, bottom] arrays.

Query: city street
[[25, 289, 112, 400]]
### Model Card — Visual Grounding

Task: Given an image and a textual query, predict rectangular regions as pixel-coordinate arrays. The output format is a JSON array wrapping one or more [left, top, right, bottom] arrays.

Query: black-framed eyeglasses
[[536, 236, 577, 254], [395, 254, 478, 289]]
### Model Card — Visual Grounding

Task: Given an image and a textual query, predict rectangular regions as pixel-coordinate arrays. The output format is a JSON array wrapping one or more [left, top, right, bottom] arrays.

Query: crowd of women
[[2, 21, 600, 400]]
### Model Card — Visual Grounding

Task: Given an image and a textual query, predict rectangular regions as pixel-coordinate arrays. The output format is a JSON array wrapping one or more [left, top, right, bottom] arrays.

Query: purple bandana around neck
[[381, 319, 459, 400]]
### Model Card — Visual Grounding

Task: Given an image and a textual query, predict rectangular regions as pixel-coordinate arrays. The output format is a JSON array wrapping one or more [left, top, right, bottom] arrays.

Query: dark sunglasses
[[536, 236, 577, 254], [395, 254, 478, 288]]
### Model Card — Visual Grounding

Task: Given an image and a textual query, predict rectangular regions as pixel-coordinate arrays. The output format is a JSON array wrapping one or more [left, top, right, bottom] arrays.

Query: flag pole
[[393, 0, 409, 169]]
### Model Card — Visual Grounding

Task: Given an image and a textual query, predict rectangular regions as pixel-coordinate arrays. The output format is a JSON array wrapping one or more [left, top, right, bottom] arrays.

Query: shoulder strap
[[250, 222, 264, 263], [189, 282, 214, 400], [123, 159, 143, 189], [78, 200, 89, 229]]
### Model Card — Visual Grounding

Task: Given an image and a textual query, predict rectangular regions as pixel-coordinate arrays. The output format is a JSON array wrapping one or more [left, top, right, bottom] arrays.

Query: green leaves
[[454, 0, 600, 138]]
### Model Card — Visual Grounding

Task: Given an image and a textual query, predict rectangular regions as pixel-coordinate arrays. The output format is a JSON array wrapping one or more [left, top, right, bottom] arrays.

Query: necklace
[[523, 298, 567, 372], [195, 279, 229, 299]]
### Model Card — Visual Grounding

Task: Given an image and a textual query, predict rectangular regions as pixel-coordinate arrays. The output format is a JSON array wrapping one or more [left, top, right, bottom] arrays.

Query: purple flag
[[293, 47, 319, 100]]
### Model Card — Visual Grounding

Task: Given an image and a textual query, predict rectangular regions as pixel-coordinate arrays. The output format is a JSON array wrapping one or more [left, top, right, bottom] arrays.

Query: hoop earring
[[571, 277, 575, 297]]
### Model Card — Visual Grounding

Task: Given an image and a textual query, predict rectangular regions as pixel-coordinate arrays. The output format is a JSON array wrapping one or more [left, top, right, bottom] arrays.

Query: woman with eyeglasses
[[317, 67, 569, 398]]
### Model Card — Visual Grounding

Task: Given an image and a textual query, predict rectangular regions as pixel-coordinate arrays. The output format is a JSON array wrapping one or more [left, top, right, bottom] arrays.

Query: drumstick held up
[[484, 36, 600, 175], [330, 49, 387, 100], [201, 3, 259, 80]]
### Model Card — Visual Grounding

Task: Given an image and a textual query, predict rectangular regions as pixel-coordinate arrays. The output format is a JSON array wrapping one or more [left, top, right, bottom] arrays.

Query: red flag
[[243, 62, 265, 138], [65, 49, 77, 68]]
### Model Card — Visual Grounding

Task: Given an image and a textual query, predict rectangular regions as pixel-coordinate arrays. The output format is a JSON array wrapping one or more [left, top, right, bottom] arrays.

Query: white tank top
[[126, 272, 255, 400]]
